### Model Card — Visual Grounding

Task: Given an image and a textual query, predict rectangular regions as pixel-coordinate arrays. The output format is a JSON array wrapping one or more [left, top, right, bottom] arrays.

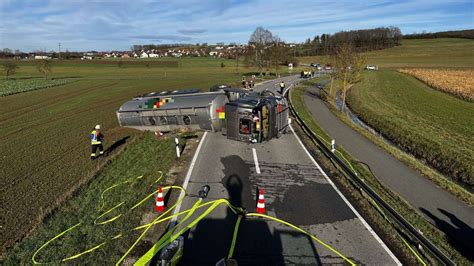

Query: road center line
[[252, 148, 261, 174]]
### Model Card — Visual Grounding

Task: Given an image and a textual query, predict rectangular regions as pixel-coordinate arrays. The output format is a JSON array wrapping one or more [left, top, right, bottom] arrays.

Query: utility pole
[[58, 42, 61, 59]]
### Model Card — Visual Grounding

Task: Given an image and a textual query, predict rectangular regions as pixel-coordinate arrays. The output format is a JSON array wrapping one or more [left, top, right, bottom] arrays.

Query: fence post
[[175, 137, 180, 158]]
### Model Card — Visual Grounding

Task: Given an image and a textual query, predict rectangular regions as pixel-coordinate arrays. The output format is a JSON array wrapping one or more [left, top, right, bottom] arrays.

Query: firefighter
[[279, 81, 285, 94], [90, 124, 104, 160]]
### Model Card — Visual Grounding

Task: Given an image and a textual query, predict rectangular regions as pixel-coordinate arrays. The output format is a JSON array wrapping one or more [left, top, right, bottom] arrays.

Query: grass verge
[[298, 38, 474, 68], [346, 70, 473, 191], [326, 89, 473, 205], [3, 133, 178, 264], [290, 82, 469, 264]]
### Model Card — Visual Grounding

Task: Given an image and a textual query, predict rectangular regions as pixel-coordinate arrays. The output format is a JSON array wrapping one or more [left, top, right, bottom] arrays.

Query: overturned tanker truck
[[116, 86, 290, 143]]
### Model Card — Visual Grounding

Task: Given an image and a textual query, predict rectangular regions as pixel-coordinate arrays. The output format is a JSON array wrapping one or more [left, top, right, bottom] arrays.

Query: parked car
[[366, 65, 378, 70]]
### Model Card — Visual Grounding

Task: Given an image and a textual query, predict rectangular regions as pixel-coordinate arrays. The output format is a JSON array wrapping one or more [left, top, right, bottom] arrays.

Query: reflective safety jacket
[[90, 130, 103, 145]]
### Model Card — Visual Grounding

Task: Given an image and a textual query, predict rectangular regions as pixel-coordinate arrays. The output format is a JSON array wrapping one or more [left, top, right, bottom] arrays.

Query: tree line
[[2, 59, 52, 80], [297, 26, 402, 56], [0, 48, 85, 59], [403, 29, 474, 39]]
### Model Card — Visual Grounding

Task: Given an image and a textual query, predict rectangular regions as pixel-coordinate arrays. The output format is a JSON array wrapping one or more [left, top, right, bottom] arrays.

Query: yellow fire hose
[[32, 171, 371, 265]]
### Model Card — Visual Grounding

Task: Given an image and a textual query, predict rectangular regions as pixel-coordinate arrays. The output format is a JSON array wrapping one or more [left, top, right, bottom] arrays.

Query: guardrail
[[287, 82, 455, 265]]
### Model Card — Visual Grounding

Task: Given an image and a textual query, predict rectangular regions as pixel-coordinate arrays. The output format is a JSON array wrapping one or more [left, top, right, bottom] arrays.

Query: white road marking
[[289, 124, 401, 265], [252, 148, 261, 174], [170, 131, 208, 224]]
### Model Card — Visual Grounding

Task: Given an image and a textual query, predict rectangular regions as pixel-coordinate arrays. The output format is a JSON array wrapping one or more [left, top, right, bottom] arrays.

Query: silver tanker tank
[[116, 89, 228, 132]]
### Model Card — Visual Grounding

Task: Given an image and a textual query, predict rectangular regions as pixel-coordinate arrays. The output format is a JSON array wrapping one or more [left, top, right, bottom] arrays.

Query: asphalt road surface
[[172, 76, 400, 265], [303, 81, 474, 260]]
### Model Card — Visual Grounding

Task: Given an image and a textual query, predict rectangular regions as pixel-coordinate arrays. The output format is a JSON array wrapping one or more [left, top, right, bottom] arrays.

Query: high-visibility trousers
[[91, 144, 104, 157]]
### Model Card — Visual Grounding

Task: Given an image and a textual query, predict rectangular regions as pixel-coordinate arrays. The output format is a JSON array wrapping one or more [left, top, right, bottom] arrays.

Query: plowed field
[[0, 58, 244, 252]]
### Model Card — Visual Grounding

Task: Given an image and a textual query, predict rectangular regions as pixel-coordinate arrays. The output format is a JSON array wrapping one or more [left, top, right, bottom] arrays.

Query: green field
[[347, 70, 474, 185], [0, 78, 77, 96], [301, 37, 474, 189], [299, 38, 474, 68], [291, 80, 469, 265], [3, 133, 177, 264], [0, 57, 255, 253]]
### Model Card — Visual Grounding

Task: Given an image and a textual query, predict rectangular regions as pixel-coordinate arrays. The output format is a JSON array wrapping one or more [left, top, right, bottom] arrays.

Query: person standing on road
[[90, 124, 104, 160], [279, 81, 285, 94]]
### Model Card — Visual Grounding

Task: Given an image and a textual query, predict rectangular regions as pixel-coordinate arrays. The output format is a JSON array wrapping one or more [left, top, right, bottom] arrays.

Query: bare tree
[[235, 55, 240, 73], [243, 45, 254, 69], [331, 43, 366, 111], [233, 48, 245, 74], [2, 60, 19, 80], [324, 54, 336, 98], [248, 26, 276, 75], [35, 59, 52, 80], [268, 39, 290, 75]]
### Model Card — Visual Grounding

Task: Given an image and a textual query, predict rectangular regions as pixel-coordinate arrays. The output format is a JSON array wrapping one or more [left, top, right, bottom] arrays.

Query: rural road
[[173, 76, 400, 265], [303, 81, 474, 259]]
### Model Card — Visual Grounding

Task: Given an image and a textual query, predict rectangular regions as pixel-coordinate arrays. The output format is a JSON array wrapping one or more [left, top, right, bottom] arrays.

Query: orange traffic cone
[[256, 188, 266, 214], [155, 187, 165, 212]]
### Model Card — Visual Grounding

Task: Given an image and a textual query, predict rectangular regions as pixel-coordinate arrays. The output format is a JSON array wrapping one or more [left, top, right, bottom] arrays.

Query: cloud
[[130, 35, 159, 40], [129, 34, 192, 42], [178, 28, 207, 35], [0, 0, 472, 51], [152, 35, 193, 42]]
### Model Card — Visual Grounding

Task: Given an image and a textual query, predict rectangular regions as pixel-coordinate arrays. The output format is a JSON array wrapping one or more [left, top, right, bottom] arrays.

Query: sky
[[0, 0, 473, 52]]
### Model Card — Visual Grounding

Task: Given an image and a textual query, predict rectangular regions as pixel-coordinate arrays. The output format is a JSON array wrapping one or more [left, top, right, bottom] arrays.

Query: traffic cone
[[256, 188, 266, 214], [155, 187, 165, 212]]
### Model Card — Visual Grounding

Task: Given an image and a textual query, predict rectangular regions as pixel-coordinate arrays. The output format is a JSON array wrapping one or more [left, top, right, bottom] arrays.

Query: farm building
[[34, 55, 52, 59]]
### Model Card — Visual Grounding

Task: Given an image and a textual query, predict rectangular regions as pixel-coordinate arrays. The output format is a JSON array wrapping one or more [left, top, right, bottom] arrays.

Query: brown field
[[0, 58, 246, 253], [398, 69, 474, 101]]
